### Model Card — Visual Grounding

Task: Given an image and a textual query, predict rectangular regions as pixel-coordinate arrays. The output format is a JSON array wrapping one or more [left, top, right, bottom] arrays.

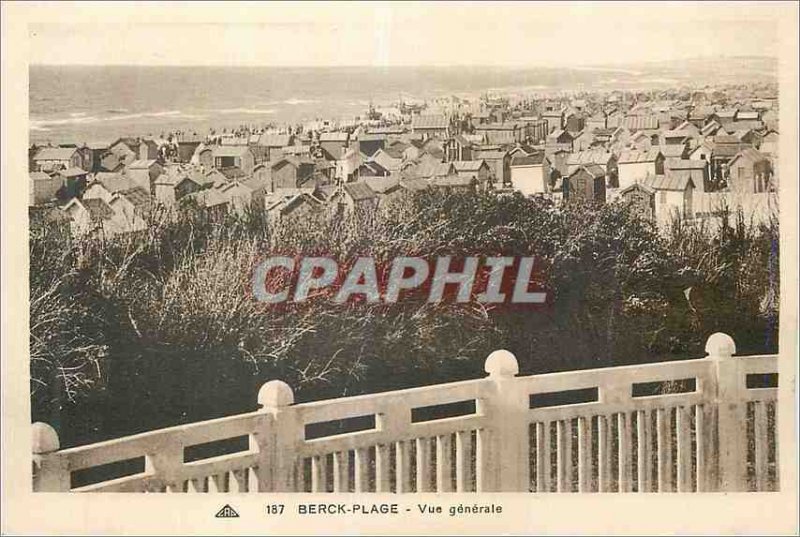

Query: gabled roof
[[618, 148, 662, 164], [214, 145, 252, 158], [511, 153, 546, 166], [662, 129, 690, 139], [359, 133, 388, 142], [258, 133, 292, 147], [59, 167, 88, 178], [474, 150, 507, 160], [431, 174, 477, 188], [272, 155, 313, 170], [737, 111, 760, 121], [359, 160, 390, 176], [620, 182, 655, 196], [218, 167, 248, 180], [242, 176, 270, 192], [319, 131, 349, 142], [81, 197, 115, 220], [567, 150, 614, 167], [713, 109, 738, 119], [728, 147, 770, 166], [412, 115, 449, 130], [453, 160, 487, 172], [724, 120, 764, 132], [665, 158, 706, 171], [84, 141, 111, 150], [127, 159, 159, 169], [399, 177, 430, 192], [548, 129, 572, 140], [622, 116, 659, 130], [343, 181, 378, 201], [34, 147, 79, 161], [368, 126, 406, 135], [700, 121, 721, 135], [116, 187, 151, 210], [30, 171, 52, 182], [281, 145, 311, 156], [659, 145, 687, 159], [463, 134, 485, 145], [280, 192, 322, 213], [413, 159, 454, 179], [713, 134, 742, 145], [111, 137, 140, 151], [643, 173, 694, 191], [364, 175, 401, 194], [673, 120, 698, 132], [93, 172, 138, 193], [569, 164, 605, 179], [184, 188, 228, 208]]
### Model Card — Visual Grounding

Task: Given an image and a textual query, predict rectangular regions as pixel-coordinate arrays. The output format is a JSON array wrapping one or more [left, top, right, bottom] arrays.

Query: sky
[[27, 2, 781, 68]]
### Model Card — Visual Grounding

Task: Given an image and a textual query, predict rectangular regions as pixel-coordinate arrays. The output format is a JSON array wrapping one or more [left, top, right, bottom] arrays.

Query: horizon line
[[29, 55, 779, 70]]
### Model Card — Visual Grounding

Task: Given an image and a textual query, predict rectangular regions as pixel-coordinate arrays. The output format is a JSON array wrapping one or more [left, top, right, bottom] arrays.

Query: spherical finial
[[32, 422, 60, 454], [484, 349, 519, 378], [705, 332, 736, 358], [258, 380, 295, 409]]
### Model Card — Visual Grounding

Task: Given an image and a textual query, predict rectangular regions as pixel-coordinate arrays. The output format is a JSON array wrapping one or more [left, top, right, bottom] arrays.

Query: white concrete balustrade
[[31, 332, 779, 493]]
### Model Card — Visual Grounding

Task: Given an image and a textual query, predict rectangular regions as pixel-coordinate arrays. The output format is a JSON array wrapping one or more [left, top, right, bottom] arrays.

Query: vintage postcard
[[2, 1, 798, 535]]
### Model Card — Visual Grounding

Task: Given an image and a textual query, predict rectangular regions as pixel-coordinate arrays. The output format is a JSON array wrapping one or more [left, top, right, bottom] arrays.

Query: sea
[[29, 61, 777, 145]]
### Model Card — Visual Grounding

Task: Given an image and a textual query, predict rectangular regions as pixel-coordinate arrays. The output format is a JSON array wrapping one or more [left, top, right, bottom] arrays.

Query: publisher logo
[[215, 504, 240, 518]]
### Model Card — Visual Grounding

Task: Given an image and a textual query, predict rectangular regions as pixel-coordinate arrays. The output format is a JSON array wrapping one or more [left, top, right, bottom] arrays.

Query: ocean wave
[[214, 108, 277, 115], [30, 110, 195, 129], [284, 98, 320, 105]]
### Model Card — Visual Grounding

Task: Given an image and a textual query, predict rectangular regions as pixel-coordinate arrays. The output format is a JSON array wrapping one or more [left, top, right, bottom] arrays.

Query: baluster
[[557, 419, 573, 492], [229, 469, 249, 492], [535, 422, 551, 492], [354, 447, 370, 492], [333, 451, 350, 493], [754, 401, 769, 491], [166, 481, 185, 493], [416, 437, 432, 492], [677, 406, 693, 492], [618, 412, 631, 492], [311, 455, 327, 493], [436, 434, 453, 492], [207, 473, 227, 493], [598, 415, 611, 492], [248, 467, 259, 492], [656, 407, 673, 492], [695, 404, 708, 491], [375, 444, 391, 492], [395, 441, 412, 493], [637, 409, 652, 492], [455, 431, 473, 492], [475, 429, 490, 492], [294, 459, 307, 493], [187, 477, 205, 493], [578, 416, 593, 492]]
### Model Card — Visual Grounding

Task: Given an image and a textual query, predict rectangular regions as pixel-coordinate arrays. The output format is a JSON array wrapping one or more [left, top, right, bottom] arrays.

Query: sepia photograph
[[2, 1, 798, 535]]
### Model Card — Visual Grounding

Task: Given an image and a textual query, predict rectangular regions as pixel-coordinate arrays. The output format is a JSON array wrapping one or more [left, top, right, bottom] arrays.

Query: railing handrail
[[31, 332, 780, 493]]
